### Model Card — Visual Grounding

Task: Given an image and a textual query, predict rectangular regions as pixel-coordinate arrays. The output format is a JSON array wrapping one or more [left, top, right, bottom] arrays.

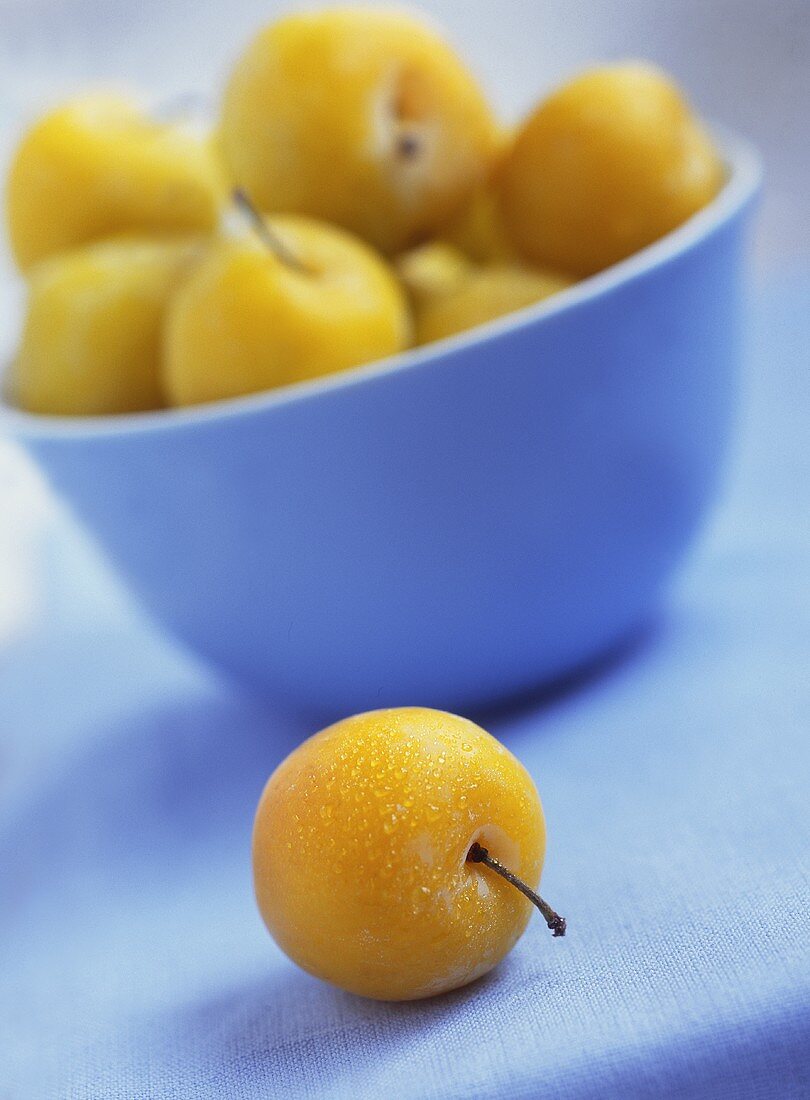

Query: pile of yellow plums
[[5, 7, 723, 417]]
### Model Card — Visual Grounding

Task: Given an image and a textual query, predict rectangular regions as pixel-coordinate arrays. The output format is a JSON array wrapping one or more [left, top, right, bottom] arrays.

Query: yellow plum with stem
[[253, 707, 565, 1002], [219, 8, 499, 254], [163, 192, 410, 407]]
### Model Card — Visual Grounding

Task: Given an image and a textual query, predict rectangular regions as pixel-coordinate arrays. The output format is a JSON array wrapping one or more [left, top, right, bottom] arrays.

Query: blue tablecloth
[[1, 277, 808, 1099]]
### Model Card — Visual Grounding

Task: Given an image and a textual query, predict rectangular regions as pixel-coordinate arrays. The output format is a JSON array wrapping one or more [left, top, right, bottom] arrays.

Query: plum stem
[[467, 841, 567, 937], [232, 188, 312, 275]]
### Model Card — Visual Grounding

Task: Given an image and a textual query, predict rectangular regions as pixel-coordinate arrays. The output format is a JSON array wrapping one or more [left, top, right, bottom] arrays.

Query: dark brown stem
[[232, 188, 312, 275], [467, 842, 566, 937]]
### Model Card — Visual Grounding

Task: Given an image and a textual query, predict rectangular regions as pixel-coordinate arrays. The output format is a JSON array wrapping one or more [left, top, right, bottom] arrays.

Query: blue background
[[1, 276, 808, 1097]]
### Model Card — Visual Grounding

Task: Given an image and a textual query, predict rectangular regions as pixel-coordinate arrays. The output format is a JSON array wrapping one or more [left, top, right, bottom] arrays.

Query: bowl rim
[[0, 125, 762, 443]]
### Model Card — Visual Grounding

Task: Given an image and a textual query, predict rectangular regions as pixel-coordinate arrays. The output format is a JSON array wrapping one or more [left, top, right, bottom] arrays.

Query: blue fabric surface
[[1, 277, 809, 1099]]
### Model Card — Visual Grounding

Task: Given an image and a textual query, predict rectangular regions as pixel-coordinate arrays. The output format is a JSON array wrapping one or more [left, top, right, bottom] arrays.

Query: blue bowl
[[2, 132, 761, 719]]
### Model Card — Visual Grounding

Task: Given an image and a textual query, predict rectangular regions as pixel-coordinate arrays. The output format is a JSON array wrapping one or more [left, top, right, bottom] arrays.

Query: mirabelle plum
[[219, 8, 499, 254], [415, 264, 573, 345], [163, 208, 410, 407], [498, 64, 724, 276], [253, 707, 559, 1002], [439, 129, 517, 263], [15, 237, 200, 416], [395, 241, 471, 311], [6, 94, 225, 271]]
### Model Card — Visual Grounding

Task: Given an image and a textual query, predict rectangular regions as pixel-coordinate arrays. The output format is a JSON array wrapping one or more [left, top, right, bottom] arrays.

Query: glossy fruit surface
[[499, 64, 724, 276], [439, 128, 517, 263], [15, 237, 199, 415], [7, 95, 224, 271], [415, 264, 572, 344], [253, 707, 545, 1000], [219, 9, 498, 254], [164, 214, 410, 406], [395, 241, 471, 310]]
